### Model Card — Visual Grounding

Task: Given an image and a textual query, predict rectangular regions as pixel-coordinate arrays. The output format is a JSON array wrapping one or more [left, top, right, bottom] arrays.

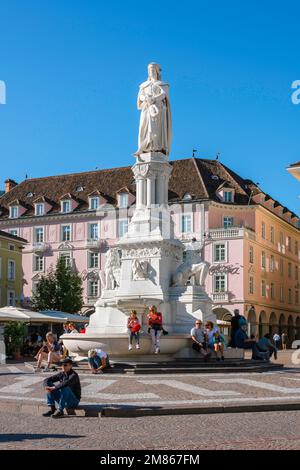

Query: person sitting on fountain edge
[[88, 348, 111, 374], [147, 305, 163, 354], [42, 358, 81, 418], [190, 320, 210, 360], [127, 310, 141, 351]]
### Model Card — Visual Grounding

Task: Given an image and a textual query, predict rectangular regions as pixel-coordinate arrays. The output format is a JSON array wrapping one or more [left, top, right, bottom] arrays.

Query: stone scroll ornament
[[135, 63, 172, 156]]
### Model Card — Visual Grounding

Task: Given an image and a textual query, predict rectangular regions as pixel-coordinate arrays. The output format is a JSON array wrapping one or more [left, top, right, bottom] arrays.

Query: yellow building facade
[[0, 230, 27, 307], [244, 205, 300, 342]]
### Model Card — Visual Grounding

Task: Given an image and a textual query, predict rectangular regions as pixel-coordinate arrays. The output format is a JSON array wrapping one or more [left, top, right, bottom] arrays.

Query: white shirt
[[95, 349, 107, 359]]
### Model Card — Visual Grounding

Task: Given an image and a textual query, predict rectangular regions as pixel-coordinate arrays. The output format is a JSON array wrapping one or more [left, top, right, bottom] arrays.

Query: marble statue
[[100, 248, 121, 290], [172, 239, 209, 287], [135, 63, 172, 156], [132, 258, 149, 280]]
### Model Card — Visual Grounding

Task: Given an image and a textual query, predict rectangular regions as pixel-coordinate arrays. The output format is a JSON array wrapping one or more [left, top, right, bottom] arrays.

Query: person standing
[[281, 332, 288, 350], [230, 309, 246, 347], [42, 358, 81, 418], [147, 305, 163, 354], [127, 310, 141, 350], [273, 333, 281, 350]]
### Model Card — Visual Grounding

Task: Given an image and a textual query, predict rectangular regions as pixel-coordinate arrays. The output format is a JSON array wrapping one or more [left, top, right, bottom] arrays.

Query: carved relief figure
[[172, 239, 209, 287], [132, 258, 149, 280], [100, 249, 121, 290]]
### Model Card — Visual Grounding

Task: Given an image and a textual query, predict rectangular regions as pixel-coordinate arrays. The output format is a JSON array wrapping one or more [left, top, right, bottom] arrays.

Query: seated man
[[257, 333, 277, 360], [35, 331, 62, 371], [190, 320, 210, 360], [42, 358, 81, 418], [88, 348, 111, 374], [235, 323, 269, 361]]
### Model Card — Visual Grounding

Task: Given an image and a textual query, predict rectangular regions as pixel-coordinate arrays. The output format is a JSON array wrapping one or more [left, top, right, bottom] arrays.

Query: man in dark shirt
[[42, 358, 81, 418], [230, 309, 246, 347]]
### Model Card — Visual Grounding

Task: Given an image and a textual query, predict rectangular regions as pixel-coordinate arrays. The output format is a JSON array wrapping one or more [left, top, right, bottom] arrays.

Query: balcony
[[212, 292, 229, 303], [85, 239, 103, 251], [208, 227, 255, 240], [32, 242, 50, 254]]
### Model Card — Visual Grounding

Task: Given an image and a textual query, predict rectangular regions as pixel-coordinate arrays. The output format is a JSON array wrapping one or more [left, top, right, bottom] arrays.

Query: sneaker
[[42, 367, 52, 373], [216, 357, 221, 362], [43, 407, 56, 417], [128, 345, 132, 351], [154, 347, 160, 354], [221, 356, 225, 361], [51, 410, 64, 419], [136, 344, 140, 349]]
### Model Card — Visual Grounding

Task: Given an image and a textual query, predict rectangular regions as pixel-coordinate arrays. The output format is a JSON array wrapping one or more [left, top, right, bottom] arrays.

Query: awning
[[0, 306, 89, 324]]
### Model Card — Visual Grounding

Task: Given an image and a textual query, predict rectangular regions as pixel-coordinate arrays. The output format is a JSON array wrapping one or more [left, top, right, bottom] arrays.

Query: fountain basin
[[61, 333, 192, 360]]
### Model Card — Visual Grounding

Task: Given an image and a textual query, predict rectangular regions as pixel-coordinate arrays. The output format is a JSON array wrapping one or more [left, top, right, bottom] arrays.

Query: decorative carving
[[132, 258, 149, 280], [172, 239, 209, 287], [122, 244, 181, 261], [100, 248, 121, 291]]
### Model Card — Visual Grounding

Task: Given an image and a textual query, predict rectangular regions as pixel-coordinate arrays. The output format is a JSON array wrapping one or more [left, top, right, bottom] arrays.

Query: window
[[280, 285, 284, 302], [62, 225, 71, 242], [295, 241, 299, 257], [261, 280, 266, 297], [119, 193, 128, 208], [288, 262, 292, 278], [88, 280, 99, 298], [296, 265, 299, 281], [270, 226, 275, 244], [119, 219, 128, 237], [214, 243, 226, 262], [8, 290, 16, 307], [280, 232, 284, 246], [261, 222, 266, 239], [271, 283, 275, 299], [270, 255, 275, 272], [280, 259, 284, 275], [9, 229, 18, 237], [35, 203, 44, 216], [183, 193, 192, 200], [9, 206, 18, 219], [249, 245, 254, 264], [8, 260, 15, 280], [181, 214, 192, 233], [261, 251, 266, 269], [34, 255, 44, 272], [224, 191, 233, 203], [61, 200, 71, 213], [296, 290, 299, 305], [89, 197, 99, 210], [214, 274, 226, 293], [288, 289, 292, 304], [249, 276, 254, 294], [9, 244, 15, 251], [89, 223, 99, 240], [287, 236, 292, 252], [60, 253, 72, 268], [89, 252, 99, 269], [223, 217, 234, 229], [35, 227, 44, 243]]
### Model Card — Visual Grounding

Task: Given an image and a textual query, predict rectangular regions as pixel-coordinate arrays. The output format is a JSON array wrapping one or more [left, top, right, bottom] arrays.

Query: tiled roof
[[0, 158, 298, 227], [288, 160, 300, 168], [0, 229, 27, 244]]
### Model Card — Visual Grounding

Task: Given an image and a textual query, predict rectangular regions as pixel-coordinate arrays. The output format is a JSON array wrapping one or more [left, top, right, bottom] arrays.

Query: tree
[[31, 257, 83, 313]]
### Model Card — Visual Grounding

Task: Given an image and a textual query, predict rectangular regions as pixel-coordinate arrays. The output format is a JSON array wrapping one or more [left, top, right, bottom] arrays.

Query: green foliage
[[31, 257, 83, 313], [4, 321, 27, 353]]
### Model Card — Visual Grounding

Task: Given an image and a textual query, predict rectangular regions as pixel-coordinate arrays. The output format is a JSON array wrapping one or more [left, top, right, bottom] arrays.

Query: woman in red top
[[147, 305, 163, 354], [127, 310, 141, 350]]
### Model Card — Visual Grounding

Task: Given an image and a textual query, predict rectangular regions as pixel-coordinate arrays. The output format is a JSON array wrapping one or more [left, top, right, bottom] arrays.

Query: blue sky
[[0, 0, 300, 212]]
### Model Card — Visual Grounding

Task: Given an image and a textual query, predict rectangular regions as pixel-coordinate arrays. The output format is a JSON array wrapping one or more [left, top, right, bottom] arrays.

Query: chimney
[[5, 179, 17, 193]]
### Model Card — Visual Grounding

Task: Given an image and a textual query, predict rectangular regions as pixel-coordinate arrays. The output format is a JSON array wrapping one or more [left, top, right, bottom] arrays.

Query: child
[[212, 330, 226, 361], [127, 310, 141, 350]]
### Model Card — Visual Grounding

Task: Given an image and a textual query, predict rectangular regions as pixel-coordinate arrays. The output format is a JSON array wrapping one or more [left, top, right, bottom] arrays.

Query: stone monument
[[62, 63, 215, 360]]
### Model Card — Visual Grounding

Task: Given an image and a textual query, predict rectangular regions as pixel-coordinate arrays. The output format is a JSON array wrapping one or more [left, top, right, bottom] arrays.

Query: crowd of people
[[39, 306, 287, 418]]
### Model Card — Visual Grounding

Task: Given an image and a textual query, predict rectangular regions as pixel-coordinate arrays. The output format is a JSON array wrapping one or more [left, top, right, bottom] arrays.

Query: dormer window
[[224, 191, 234, 203], [119, 193, 128, 208], [61, 200, 71, 213], [183, 193, 192, 200], [10, 205, 19, 219], [35, 203, 45, 216], [89, 197, 99, 210], [76, 185, 84, 193]]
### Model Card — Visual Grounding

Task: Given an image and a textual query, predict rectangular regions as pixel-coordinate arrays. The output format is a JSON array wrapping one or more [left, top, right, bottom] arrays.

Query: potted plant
[[4, 322, 27, 360]]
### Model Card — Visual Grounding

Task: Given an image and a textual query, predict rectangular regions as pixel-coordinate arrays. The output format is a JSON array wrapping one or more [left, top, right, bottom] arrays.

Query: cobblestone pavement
[[0, 410, 300, 450], [0, 361, 300, 408]]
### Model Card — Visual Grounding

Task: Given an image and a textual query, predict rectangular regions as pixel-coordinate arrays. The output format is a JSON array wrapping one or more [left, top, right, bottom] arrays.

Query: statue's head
[[148, 63, 161, 81]]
